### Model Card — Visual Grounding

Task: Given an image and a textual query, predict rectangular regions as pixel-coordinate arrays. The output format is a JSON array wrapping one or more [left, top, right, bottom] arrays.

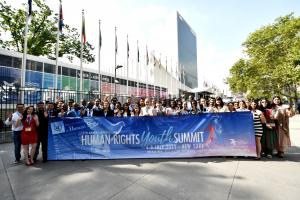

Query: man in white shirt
[[5, 103, 24, 163], [140, 98, 154, 116]]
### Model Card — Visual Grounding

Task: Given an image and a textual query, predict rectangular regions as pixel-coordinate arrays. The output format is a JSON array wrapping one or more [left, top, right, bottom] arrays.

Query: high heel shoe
[[25, 160, 31, 166], [28, 158, 34, 165]]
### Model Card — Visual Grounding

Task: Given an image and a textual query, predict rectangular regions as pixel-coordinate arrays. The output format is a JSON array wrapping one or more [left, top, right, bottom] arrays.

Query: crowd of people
[[4, 94, 295, 166]]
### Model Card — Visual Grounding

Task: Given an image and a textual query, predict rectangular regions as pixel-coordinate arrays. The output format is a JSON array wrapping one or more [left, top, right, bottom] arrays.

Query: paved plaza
[[1, 115, 300, 200]]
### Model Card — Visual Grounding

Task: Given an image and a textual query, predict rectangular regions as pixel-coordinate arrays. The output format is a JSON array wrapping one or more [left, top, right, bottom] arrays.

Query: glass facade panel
[[25, 71, 43, 88], [0, 55, 12, 67], [43, 73, 55, 88], [12, 57, 22, 69], [177, 12, 198, 88], [44, 63, 55, 74], [0, 66, 21, 87], [26, 60, 43, 71]]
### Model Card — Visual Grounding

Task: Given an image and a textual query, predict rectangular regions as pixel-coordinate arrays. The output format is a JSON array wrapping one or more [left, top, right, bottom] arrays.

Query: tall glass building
[[177, 12, 198, 89]]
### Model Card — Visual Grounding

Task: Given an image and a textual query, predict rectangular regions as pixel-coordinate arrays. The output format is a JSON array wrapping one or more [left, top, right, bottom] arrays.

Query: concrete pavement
[[1, 115, 300, 200]]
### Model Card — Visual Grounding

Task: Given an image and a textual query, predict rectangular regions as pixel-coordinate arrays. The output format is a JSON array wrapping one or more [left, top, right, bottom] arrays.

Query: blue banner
[[48, 112, 256, 160]]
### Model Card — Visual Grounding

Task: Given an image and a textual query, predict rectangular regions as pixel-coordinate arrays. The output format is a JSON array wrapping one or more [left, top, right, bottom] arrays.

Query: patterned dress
[[252, 110, 263, 137]]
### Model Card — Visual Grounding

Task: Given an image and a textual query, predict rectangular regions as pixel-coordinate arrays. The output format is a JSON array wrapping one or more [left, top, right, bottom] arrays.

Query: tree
[[0, 0, 94, 63], [228, 13, 300, 104]]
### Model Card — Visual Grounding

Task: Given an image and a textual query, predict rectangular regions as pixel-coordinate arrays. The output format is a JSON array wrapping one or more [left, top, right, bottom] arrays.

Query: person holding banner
[[251, 101, 266, 160], [215, 96, 229, 112], [166, 100, 180, 115], [180, 101, 190, 115], [131, 104, 141, 116], [16, 106, 39, 166], [189, 100, 201, 115], [140, 98, 154, 116], [122, 103, 131, 117], [206, 98, 218, 113], [153, 101, 165, 116], [99, 100, 114, 117]]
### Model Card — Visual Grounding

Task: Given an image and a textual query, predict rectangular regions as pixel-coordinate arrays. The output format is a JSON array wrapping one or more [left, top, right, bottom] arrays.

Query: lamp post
[[114, 65, 123, 97]]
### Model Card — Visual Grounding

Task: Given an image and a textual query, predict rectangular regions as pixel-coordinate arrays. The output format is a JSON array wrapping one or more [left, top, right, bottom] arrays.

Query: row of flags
[[24, 0, 184, 77]]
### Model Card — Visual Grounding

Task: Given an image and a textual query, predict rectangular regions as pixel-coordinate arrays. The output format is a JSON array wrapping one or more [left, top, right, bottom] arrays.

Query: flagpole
[[55, 0, 62, 91], [164, 55, 168, 99], [170, 58, 173, 98], [136, 40, 139, 97], [114, 26, 117, 97], [126, 34, 129, 96], [98, 20, 101, 99], [152, 51, 156, 98], [80, 9, 84, 100], [145, 45, 148, 98], [21, 2, 31, 103]]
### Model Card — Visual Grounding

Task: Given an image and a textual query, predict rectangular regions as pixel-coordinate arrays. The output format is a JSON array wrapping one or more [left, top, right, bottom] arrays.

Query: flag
[[127, 35, 129, 58], [28, 0, 32, 17], [82, 11, 86, 44], [115, 27, 118, 54], [59, 1, 64, 33], [146, 46, 149, 65]]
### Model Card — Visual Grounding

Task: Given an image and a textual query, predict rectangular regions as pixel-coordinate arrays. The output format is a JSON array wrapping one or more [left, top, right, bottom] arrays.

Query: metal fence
[[0, 86, 131, 143]]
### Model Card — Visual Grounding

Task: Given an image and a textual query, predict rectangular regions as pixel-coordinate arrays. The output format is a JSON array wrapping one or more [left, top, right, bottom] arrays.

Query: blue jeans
[[13, 131, 22, 161]]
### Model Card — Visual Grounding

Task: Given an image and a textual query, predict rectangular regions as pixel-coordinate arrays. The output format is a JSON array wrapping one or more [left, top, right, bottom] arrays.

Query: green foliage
[[228, 13, 300, 101], [0, 0, 94, 63]]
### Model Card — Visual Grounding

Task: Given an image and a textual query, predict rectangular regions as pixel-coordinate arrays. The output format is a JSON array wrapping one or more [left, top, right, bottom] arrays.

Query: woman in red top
[[16, 106, 39, 166]]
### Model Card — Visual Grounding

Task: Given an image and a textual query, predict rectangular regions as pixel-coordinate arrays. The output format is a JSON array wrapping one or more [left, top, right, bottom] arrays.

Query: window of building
[[26, 60, 43, 71], [0, 55, 12, 67], [12, 57, 22, 69], [44, 63, 55, 74]]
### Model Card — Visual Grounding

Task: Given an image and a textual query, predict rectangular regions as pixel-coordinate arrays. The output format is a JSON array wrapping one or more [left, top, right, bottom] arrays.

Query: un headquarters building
[[177, 12, 198, 89]]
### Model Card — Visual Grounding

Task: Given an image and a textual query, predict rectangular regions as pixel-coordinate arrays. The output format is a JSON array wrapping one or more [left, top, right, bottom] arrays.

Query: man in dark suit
[[33, 102, 49, 163]]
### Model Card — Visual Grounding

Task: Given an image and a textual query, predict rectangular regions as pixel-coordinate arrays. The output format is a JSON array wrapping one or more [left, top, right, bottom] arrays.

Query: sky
[[10, 0, 300, 92]]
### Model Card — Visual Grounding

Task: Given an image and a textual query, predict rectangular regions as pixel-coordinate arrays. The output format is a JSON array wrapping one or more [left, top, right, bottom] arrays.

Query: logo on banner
[[51, 121, 65, 135]]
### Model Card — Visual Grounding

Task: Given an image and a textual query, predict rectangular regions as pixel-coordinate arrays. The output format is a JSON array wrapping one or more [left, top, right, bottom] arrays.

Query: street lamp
[[114, 65, 123, 97]]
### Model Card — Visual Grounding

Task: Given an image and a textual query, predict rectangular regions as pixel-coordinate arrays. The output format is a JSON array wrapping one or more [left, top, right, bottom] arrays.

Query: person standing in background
[[5, 103, 24, 164], [33, 102, 48, 163]]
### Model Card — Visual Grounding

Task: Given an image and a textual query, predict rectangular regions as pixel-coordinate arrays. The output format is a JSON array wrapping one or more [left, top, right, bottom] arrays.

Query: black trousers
[[34, 135, 47, 161]]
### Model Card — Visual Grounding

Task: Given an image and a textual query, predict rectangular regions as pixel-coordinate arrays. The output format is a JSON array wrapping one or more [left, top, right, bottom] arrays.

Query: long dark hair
[[215, 96, 224, 107], [271, 95, 283, 108], [22, 106, 35, 121]]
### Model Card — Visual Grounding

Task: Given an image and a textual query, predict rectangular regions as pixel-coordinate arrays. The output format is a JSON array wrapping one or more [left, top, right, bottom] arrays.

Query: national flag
[[59, 1, 64, 33], [28, 0, 32, 17], [82, 11, 86, 44], [146, 46, 149, 65]]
